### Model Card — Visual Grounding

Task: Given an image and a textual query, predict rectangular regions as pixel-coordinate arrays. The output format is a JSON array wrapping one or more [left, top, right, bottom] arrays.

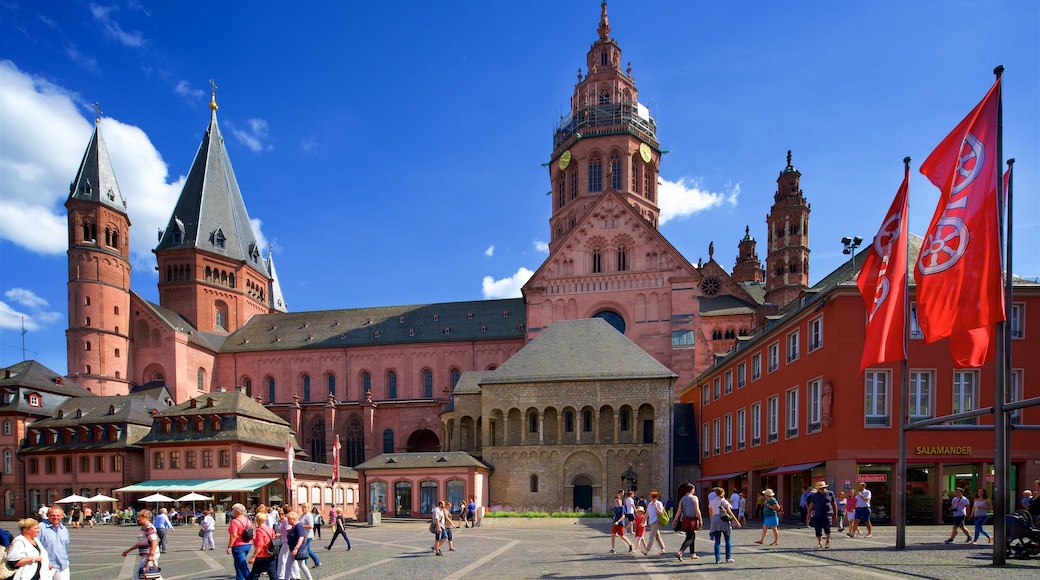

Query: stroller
[[1006, 509, 1040, 559]]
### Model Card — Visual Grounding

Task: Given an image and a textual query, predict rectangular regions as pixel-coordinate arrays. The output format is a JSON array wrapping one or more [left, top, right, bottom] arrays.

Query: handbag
[[294, 549, 309, 561], [0, 546, 14, 580], [198, 529, 204, 538], [681, 516, 701, 532], [656, 503, 669, 526], [140, 563, 162, 580], [429, 519, 439, 533], [721, 512, 733, 522]]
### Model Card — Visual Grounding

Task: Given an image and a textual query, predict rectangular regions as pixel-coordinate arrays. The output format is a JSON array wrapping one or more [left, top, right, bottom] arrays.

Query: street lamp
[[842, 236, 863, 269]]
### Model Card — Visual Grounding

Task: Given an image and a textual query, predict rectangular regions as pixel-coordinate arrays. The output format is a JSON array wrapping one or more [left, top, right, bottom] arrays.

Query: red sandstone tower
[[764, 150, 811, 307], [732, 225, 764, 283], [153, 88, 283, 336], [547, 1, 661, 250], [65, 111, 132, 395]]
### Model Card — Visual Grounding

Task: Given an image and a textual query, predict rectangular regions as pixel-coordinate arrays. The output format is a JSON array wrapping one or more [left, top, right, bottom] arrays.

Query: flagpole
[[895, 156, 911, 550], [991, 64, 1007, 566]]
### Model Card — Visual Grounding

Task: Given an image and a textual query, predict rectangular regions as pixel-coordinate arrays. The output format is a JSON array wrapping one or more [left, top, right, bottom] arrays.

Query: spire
[[156, 99, 269, 279], [597, 1, 611, 41], [209, 79, 218, 112], [266, 250, 288, 313], [66, 113, 128, 216]]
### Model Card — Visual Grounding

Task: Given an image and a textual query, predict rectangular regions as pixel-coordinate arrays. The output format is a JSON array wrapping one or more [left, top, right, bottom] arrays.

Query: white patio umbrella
[[176, 492, 213, 515], [138, 493, 176, 503], [56, 494, 91, 504], [87, 493, 118, 503]]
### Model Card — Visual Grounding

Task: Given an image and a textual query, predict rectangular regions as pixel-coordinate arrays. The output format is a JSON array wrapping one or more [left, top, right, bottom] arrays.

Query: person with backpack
[[247, 506, 278, 580], [227, 503, 254, 580]]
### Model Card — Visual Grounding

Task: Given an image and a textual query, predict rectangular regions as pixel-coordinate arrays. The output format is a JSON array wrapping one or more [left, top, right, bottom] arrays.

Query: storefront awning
[[760, 461, 824, 476], [697, 471, 747, 482], [115, 478, 278, 493]]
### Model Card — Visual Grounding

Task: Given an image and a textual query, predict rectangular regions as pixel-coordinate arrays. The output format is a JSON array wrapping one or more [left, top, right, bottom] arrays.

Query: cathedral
[[51, 3, 814, 512]]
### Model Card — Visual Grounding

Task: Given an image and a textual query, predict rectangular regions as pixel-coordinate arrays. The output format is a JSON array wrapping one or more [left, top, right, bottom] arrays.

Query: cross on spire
[[209, 79, 219, 111], [92, 101, 103, 125]]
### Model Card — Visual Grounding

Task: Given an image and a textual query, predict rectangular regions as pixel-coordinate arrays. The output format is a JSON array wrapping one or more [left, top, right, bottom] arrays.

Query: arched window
[[302, 375, 311, 401], [530, 474, 539, 493], [582, 409, 593, 432], [382, 429, 394, 454], [310, 419, 326, 463], [528, 412, 538, 433], [619, 409, 631, 432], [616, 245, 627, 271], [241, 378, 252, 396], [564, 411, 575, 433], [422, 370, 433, 398], [214, 301, 228, 331], [588, 154, 603, 192], [362, 372, 371, 394], [327, 374, 336, 398], [345, 415, 365, 467], [387, 371, 397, 399], [592, 248, 602, 274], [609, 152, 621, 190], [570, 171, 578, 200], [450, 368, 461, 390], [197, 368, 205, 390], [267, 377, 276, 404], [557, 175, 565, 209], [631, 155, 642, 194]]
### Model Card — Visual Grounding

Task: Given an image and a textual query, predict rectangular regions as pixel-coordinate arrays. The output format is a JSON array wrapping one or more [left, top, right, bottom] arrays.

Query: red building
[[680, 244, 1040, 523]]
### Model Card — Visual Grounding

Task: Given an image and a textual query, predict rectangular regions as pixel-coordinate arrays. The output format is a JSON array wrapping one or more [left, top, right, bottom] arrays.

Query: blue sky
[[1, 0, 1037, 376]]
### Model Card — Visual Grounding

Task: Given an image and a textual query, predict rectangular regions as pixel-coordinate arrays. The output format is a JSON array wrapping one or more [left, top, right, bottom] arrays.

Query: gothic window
[[631, 155, 641, 194], [592, 248, 602, 274], [345, 415, 365, 467], [267, 376, 276, 404], [450, 368, 461, 390], [609, 152, 622, 190], [570, 171, 578, 200], [214, 301, 228, 331], [557, 175, 565, 209], [616, 245, 627, 272], [382, 429, 394, 454], [598, 89, 610, 104], [310, 419, 326, 463], [327, 374, 336, 397], [644, 164, 654, 201], [387, 371, 397, 399], [197, 368, 205, 390], [302, 374, 311, 401], [422, 370, 433, 397], [588, 154, 603, 192], [362, 372, 371, 394]]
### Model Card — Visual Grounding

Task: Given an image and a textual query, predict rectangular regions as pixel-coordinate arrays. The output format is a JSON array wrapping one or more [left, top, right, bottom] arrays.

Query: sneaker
[[609, 549, 616, 554], [726, 558, 735, 563], [449, 548, 456, 551], [964, 537, 971, 543], [944, 539, 954, 544]]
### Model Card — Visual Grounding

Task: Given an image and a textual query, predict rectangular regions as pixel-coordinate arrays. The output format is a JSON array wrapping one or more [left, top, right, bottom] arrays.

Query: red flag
[[915, 78, 1004, 367], [329, 434, 341, 487], [858, 166, 909, 372], [286, 435, 296, 504]]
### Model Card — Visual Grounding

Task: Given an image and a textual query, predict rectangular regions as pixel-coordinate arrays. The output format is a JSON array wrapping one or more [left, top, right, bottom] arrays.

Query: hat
[[816, 481, 829, 489], [635, 506, 645, 512], [761, 489, 775, 496]]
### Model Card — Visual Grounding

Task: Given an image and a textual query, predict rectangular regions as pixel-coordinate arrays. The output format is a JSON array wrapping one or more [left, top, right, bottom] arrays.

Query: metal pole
[[991, 65, 1007, 566], [896, 157, 911, 549]]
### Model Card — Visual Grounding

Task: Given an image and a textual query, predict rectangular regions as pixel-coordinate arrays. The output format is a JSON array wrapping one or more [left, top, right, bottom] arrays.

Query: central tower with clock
[[547, 1, 661, 250]]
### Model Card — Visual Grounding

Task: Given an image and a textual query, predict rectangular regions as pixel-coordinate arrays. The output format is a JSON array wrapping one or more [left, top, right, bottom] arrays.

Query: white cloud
[[484, 245, 494, 257], [174, 80, 205, 100], [658, 177, 740, 225], [90, 3, 145, 47], [481, 267, 534, 299], [230, 118, 272, 153], [534, 240, 549, 253], [0, 60, 184, 272], [0, 289, 61, 331]]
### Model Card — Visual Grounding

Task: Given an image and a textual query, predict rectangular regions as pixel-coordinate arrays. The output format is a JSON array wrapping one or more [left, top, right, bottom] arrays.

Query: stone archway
[[406, 428, 439, 452]]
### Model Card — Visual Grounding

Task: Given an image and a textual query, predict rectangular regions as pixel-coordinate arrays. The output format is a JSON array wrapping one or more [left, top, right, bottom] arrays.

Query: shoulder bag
[[656, 502, 669, 526]]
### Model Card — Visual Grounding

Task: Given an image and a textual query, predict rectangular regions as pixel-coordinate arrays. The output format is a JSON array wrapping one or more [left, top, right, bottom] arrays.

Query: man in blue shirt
[[39, 505, 71, 580], [154, 507, 175, 553]]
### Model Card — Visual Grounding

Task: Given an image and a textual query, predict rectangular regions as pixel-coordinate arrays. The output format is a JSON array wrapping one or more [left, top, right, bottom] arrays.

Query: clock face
[[559, 150, 572, 170], [639, 143, 652, 163]]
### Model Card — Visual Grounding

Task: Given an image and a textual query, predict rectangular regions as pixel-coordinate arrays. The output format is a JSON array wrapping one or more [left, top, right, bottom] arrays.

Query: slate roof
[[0, 360, 95, 415], [353, 451, 491, 471], [155, 108, 270, 281], [451, 371, 496, 395], [133, 292, 228, 353], [238, 457, 358, 481], [65, 123, 127, 215], [136, 391, 293, 450], [221, 298, 526, 353], [482, 318, 677, 384], [698, 294, 759, 316]]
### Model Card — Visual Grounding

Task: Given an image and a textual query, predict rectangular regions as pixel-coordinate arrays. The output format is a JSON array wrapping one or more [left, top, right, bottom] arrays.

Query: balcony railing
[[553, 102, 658, 151]]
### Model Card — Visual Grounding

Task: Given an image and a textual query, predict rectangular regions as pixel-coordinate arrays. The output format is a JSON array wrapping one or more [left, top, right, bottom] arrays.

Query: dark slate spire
[[66, 106, 127, 216], [156, 86, 270, 278], [266, 250, 288, 313]]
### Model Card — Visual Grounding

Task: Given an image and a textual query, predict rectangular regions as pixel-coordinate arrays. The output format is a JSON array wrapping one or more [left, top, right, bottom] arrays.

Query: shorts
[[953, 515, 966, 527], [611, 524, 626, 535], [625, 513, 635, 522], [854, 507, 871, 523], [434, 529, 446, 541]]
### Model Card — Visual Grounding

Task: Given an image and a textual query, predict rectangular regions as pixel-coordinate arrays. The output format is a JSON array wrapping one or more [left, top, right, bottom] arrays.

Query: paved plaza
[[12, 519, 1040, 579]]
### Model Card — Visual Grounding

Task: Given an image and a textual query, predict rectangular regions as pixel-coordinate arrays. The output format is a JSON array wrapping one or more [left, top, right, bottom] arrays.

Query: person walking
[[199, 508, 216, 550], [632, 506, 649, 554], [297, 503, 321, 569], [673, 482, 701, 561], [154, 507, 174, 554], [849, 482, 872, 538], [283, 511, 312, 580], [708, 486, 741, 563], [310, 507, 323, 541], [969, 488, 993, 544], [227, 503, 254, 580], [836, 491, 847, 532], [7, 517, 51, 580], [39, 506, 71, 580], [808, 481, 837, 549], [275, 507, 299, 580], [738, 492, 748, 526], [431, 501, 446, 556], [324, 508, 351, 550], [642, 491, 668, 556], [82, 506, 94, 529], [624, 491, 636, 534], [753, 489, 781, 546], [247, 506, 278, 580], [442, 501, 458, 552], [609, 496, 633, 554], [465, 498, 477, 528], [121, 509, 159, 580], [944, 488, 971, 544]]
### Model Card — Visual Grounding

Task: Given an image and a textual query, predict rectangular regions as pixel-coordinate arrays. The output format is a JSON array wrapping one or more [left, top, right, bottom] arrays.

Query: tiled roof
[[482, 318, 677, 384], [238, 457, 358, 481], [0, 360, 95, 415], [137, 391, 292, 450], [221, 298, 526, 353], [353, 451, 491, 471]]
